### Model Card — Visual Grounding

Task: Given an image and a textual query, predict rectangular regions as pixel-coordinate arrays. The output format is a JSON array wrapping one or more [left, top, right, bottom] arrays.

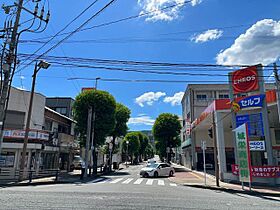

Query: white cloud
[[135, 91, 166, 107], [191, 29, 223, 43], [128, 115, 155, 126], [216, 19, 280, 65], [138, 0, 202, 22], [164, 91, 184, 106]]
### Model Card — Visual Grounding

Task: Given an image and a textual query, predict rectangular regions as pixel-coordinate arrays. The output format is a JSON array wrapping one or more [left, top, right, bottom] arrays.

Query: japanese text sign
[[249, 141, 265, 151], [232, 66, 259, 94], [238, 94, 265, 109], [232, 165, 280, 178], [234, 123, 252, 183]]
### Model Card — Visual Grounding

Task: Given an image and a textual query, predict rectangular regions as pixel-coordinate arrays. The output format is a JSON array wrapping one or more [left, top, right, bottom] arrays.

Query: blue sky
[[1, 0, 280, 131]]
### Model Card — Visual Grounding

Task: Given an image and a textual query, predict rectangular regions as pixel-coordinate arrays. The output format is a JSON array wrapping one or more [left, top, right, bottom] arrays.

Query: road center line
[[170, 183, 177, 187]]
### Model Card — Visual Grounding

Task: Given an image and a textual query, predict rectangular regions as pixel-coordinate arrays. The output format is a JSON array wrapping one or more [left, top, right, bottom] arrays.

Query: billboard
[[232, 66, 259, 94]]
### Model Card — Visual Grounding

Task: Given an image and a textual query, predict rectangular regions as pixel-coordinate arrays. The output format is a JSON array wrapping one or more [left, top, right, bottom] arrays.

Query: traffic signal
[[208, 127, 213, 139]]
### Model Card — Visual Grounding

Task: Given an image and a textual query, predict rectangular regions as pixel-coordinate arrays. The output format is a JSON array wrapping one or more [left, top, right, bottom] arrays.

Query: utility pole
[[0, 0, 24, 156], [85, 107, 92, 178], [273, 63, 280, 124], [0, 1, 50, 157], [91, 77, 100, 176], [212, 112, 220, 187], [19, 60, 50, 180]]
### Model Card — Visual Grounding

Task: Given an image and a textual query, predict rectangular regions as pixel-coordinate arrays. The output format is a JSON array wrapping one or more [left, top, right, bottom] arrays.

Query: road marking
[[134, 179, 144, 185], [110, 178, 123, 183], [122, 178, 133, 184], [146, 179, 153, 185], [170, 183, 177, 187], [190, 172, 203, 180], [158, 180, 165, 186], [89, 177, 105, 183]]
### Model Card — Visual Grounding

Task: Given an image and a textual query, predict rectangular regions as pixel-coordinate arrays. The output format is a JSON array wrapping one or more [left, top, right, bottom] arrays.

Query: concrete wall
[[7, 87, 46, 130]]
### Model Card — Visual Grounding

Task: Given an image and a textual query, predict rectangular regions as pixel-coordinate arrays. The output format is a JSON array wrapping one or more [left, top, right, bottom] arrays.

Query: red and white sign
[[232, 66, 259, 94], [232, 164, 280, 178], [186, 121, 191, 135]]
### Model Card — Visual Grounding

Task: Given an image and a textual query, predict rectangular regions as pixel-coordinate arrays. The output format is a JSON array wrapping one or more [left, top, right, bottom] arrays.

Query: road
[[0, 163, 279, 209]]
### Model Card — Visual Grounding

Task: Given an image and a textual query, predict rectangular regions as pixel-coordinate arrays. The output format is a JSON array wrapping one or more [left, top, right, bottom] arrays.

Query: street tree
[[73, 89, 116, 173], [136, 132, 149, 162], [152, 113, 182, 162], [109, 103, 130, 167], [122, 132, 140, 165]]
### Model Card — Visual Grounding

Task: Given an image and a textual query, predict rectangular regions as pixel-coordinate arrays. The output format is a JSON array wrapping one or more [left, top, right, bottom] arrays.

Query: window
[[0, 152, 15, 168], [219, 94, 229, 99], [196, 94, 207, 100], [55, 107, 67, 115], [275, 130, 280, 145]]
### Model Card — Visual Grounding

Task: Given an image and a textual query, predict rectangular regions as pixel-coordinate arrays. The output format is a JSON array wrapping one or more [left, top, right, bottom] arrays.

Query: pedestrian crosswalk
[[106, 178, 177, 187]]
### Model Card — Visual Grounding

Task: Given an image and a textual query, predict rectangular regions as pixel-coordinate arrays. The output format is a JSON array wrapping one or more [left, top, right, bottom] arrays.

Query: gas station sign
[[232, 66, 259, 94]]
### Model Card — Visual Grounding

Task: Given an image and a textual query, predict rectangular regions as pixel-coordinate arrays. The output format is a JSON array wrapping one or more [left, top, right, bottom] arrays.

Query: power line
[[16, 0, 100, 71], [16, 53, 278, 69], [27, 0, 194, 41], [16, 0, 117, 74]]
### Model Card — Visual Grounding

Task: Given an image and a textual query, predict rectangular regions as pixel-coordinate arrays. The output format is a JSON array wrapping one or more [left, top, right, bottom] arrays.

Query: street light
[[19, 60, 50, 181], [126, 140, 129, 168]]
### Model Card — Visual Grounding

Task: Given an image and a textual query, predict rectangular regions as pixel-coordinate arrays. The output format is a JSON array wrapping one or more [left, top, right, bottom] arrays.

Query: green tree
[[152, 113, 182, 162], [73, 89, 116, 173], [144, 143, 155, 159], [108, 103, 130, 169], [122, 132, 140, 165], [136, 132, 149, 162]]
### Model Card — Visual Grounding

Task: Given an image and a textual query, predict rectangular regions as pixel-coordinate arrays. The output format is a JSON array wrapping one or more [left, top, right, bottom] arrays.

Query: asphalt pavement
[[0, 163, 279, 209]]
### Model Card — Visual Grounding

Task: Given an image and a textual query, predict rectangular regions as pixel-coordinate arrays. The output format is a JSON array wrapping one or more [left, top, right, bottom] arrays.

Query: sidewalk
[[0, 167, 117, 187], [169, 163, 280, 196]]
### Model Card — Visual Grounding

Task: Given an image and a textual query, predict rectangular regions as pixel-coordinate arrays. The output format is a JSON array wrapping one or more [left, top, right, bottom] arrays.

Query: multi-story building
[[181, 84, 230, 169], [45, 97, 75, 119], [0, 87, 77, 180], [181, 83, 280, 185]]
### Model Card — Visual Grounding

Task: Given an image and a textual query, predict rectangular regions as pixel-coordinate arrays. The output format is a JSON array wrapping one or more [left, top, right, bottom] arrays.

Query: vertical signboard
[[234, 123, 252, 183]]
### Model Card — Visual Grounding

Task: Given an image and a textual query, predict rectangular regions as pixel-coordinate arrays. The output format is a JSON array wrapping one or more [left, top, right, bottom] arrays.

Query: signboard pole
[[258, 65, 275, 185], [228, 72, 238, 164], [201, 141, 207, 186], [212, 112, 220, 187]]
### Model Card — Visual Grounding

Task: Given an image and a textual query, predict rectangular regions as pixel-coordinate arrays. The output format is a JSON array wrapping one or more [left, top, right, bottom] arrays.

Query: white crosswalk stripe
[[158, 180, 164, 186], [122, 178, 133, 184], [133, 178, 144, 185], [108, 178, 177, 187], [146, 179, 153, 185], [110, 178, 123, 184]]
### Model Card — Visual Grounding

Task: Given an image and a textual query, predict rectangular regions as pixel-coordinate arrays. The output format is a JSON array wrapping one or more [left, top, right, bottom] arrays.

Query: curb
[[0, 170, 117, 188], [182, 184, 280, 197]]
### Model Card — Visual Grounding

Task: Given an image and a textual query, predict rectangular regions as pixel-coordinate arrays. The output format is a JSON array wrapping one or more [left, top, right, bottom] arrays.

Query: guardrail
[[0, 168, 59, 183]]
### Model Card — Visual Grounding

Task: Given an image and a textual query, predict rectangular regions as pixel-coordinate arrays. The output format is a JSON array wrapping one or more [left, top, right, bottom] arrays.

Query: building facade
[[0, 88, 77, 180], [45, 97, 75, 119], [181, 83, 280, 185]]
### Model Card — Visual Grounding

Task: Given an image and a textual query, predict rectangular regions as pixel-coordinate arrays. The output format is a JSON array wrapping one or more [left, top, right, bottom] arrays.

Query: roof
[[45, 106, 76, 123]]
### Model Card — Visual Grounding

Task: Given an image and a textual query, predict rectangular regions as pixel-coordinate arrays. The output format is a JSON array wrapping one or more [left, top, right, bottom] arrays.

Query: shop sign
[[186, 121, 191, 135], [238, 94, 265, 109], [232, 164, 280, 178], [236, 113, 264, 139], [249, 141, 265, 151], [3, 129, 49, 140], [232, 66, 259, 94], [234, 123, 252, 183]]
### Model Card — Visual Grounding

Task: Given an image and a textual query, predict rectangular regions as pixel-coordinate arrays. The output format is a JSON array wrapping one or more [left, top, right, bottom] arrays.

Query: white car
[[140, 163, 175, 178]]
